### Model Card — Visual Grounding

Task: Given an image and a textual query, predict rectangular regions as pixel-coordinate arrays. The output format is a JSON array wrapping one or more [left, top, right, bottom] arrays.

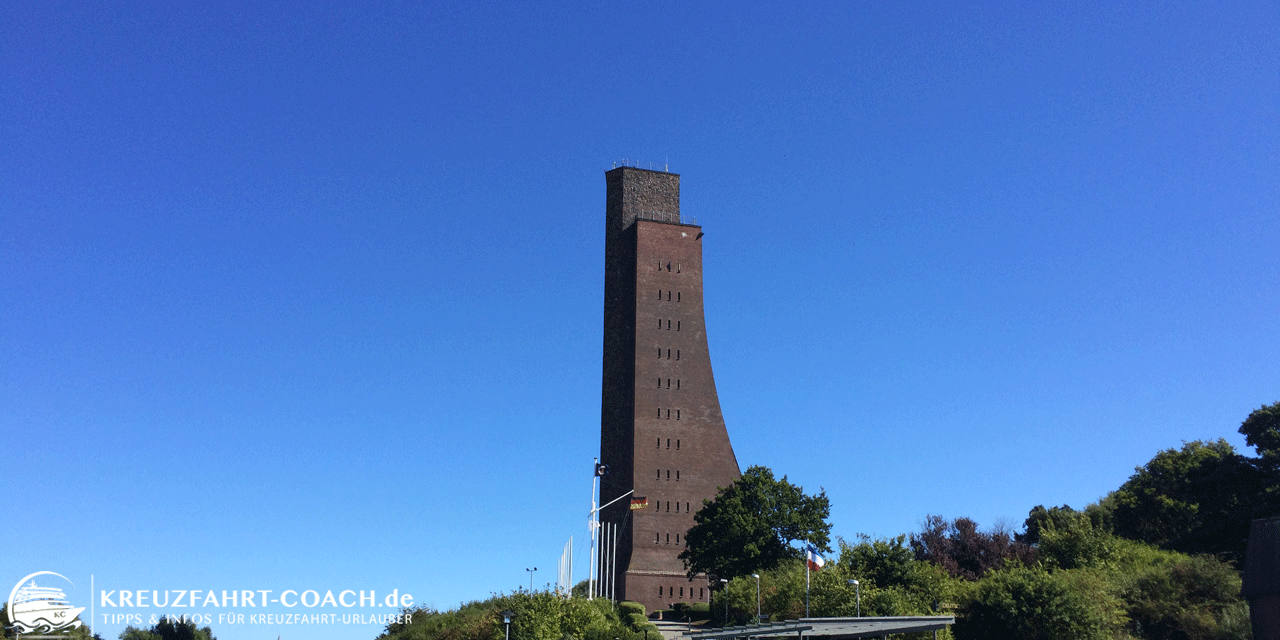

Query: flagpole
[[590, 458, 600, 600], [805, 543, 811, 618]]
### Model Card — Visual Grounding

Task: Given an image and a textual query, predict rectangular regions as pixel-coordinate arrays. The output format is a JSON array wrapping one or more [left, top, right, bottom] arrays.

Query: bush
[[956, 566, 1121, 640], [618, 601, 645, 617], [625, 613, 648, 630]]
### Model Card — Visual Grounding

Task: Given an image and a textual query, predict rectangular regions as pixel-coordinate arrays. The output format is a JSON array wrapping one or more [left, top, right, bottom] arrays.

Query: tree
[[1105, 439, 1263, 562], [955, 566, 1122, 640], [119, 619, 215, 640], [1241, 401, 1280, 469], [911, 516, 1035, 581], [679, 466, 831, 581]]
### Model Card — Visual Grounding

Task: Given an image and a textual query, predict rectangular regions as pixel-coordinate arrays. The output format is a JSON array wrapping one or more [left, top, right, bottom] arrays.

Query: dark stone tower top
[[599, 166, 740, 613], [605, 167, 682, 239]]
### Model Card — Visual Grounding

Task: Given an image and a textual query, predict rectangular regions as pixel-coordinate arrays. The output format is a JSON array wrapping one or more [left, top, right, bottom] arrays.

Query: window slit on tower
[[676, 349, 680, 360], [677, 409, 680, 420], [677, 292, 681, 302], [676, 439, 680, 449], [677, 320, 681, 331]]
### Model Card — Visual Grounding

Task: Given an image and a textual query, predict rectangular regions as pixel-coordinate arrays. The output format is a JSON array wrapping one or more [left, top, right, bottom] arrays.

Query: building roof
[[680, 617, 955, 640]]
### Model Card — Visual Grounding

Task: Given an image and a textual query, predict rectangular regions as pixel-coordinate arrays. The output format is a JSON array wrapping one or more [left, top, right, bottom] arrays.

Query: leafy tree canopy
[[1241, 401, 1280, 467], [119, 618, 215, 640], [1105, 439, 1265, 562], [679, 465, 831, 581], [911, 516, 1035, 581]]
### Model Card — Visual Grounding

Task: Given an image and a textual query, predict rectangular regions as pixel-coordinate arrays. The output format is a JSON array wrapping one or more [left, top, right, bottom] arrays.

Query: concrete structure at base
[[598, 166, 741, 613]]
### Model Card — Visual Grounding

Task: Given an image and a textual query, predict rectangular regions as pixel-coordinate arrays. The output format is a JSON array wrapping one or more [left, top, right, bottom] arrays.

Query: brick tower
[[598, 166, 741, 613]]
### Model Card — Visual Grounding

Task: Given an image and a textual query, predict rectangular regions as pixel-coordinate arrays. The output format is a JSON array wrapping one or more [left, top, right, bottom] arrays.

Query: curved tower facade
[[599, 166, 741, 613]]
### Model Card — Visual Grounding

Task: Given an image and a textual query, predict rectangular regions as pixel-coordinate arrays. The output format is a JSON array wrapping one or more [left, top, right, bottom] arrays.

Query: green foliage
[[1240, 401, 1280, 467], [1107, 439, 1264, 561], [1035, 509, 1117, 570], [955, 565, 1122, 640], [616, 601, 644, 617], [117, 618, 215, 640], [680, 466, 831, 581], [1124, 554, 1250, 640], [378, 592, 627, 640], [837, 534, 954, 616]]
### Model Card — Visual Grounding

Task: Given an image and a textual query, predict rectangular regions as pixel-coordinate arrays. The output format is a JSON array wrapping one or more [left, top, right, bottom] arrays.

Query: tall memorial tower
[[598, 166, 741, 612]]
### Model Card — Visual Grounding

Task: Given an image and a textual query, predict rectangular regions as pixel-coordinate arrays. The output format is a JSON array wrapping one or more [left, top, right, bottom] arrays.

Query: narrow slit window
[[667, 319, 671, 330], [676, 502, 680, 512], [657, 407, 661, 418], [666, 409, 670, 419], [677, 409, 680, 420], [658, 318, 662, 329], [666, 469, 670, 480], [676, 349, 680, 360], [659, 586, 663, 596], [679, 586, 683, 597], [677, 292, 681, 302], [656, 532, 660, 544], [657, 437, 661, 448], [667, 378, 671, 388], [657, 469, 661, 479], [666, 438, 670, 449], [677, 379, 681, 390], [686, 502, 690, 511], [657, 377, 661, 388], [676, 534, 681, 544], [658, 347, 661, 358], [666, 501, 670, 512], [667, 291, 671, 301], [677, 320, 681, 331], [666, 533, 670, 543], [676, 470, 680, 480], [676, 439, 681, 449], [667, 349, 671, 359]]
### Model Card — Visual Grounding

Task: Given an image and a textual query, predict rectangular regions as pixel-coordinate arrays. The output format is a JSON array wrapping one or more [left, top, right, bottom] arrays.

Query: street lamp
[[719, 578, 729, 624], [751, 574, 760, 623], [500, 609, 515, 640], [526, 567, 538, 592], [847, 579, 860, 617]]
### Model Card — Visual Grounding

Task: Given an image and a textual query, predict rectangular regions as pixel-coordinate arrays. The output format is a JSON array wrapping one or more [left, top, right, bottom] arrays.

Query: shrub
[[618, 601, 645, 617]]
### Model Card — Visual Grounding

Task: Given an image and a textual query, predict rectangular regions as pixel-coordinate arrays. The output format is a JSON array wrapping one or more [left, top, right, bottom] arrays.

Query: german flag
[[630, 496, 649, 510]]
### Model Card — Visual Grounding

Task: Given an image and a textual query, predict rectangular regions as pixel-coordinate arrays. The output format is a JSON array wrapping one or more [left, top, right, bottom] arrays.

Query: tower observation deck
[[599, 166, 741, 613]]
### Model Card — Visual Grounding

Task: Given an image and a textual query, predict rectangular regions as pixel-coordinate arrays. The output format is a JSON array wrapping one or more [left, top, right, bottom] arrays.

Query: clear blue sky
[[3, 2, 1277, 639]]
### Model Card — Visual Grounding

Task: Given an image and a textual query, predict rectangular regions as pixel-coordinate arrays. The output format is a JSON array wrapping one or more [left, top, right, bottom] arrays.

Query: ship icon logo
[[7, 571, 84, 634]]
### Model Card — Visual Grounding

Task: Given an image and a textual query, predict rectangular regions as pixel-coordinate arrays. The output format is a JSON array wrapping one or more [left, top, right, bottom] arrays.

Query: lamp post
[[847, 579, 859, 618], [526, 567, 537, 592], [500, 609, 515, 640], [751, 574, 760, 623], [719, 578, 729, 624]]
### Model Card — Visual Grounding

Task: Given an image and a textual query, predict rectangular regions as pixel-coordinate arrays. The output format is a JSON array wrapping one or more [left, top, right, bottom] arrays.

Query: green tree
[[1106, 439, 1263, 561], [118, 618, 215, 640], [679, 466, 831, 581], [1241, 401, 1280, 469], [1124, 554, 1251, 640], [955, 566, 1122, 640]]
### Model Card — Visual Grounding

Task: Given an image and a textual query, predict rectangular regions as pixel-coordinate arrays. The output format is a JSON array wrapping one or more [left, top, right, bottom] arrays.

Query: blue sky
[[3, 2, 1277, 639]]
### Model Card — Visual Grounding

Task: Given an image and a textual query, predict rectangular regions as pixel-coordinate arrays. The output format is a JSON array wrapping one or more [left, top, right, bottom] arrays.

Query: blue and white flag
[[806, 545, 825, 571]]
